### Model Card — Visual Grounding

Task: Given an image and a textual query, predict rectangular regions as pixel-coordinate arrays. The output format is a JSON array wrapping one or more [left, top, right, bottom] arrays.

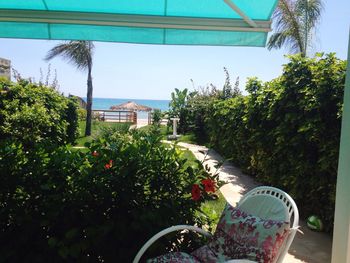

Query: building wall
[[0, 58, 11, 80]]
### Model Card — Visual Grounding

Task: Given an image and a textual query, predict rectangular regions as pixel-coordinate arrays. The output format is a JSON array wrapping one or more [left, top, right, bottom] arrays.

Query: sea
[[90, 97, 170, 119]]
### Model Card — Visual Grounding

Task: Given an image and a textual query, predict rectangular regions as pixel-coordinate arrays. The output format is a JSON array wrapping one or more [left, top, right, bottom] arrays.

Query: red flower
[[191, 184, 201, 201], [92, 151, 99, 157], [104, 160, 113, 169], [201, 178, 216, 193]]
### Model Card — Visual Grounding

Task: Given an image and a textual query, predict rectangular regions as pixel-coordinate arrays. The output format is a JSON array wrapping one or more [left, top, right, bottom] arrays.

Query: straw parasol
[[110, 101, 152, 112]]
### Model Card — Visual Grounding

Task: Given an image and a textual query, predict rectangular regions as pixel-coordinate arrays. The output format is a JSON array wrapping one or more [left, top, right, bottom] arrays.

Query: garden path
[[175, 141, 332, 263]]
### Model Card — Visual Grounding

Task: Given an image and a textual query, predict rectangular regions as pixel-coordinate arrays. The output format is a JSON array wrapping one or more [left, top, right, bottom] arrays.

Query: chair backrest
[[237, 186, 299, 263]]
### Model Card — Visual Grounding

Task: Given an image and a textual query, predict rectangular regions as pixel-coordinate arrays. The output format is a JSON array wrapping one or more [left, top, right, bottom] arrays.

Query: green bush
[[169, 88, 188, 118], [206, 95, 249, 168], [244, 53, 345, 231], [0, 129, 218, 262], [179, 87, 221, 143], [96, 122, 131, 138], [0, 78, 78, 147], [65, 97, 79, 144], [151, 109, 163, 126], [182, 53, 346, 231], [78, 108, 87, 121]]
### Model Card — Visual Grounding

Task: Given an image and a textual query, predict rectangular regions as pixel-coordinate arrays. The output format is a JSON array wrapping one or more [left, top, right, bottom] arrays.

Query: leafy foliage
[[65, 97, 80, 144], [179, 87, 218, 143], [176, 68, 241, 141], [169, 88, 188, 118], [0, 78, 79, 147], [151, 109, 163, 126], [221, 67, 241, 99], [181, 53, 346, 231], [0, 128, 219, 262], [78, 108, 87, 121]]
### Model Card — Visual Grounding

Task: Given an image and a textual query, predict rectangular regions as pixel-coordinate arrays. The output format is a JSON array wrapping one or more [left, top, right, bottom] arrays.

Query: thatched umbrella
[[110, 101, 152, 112]]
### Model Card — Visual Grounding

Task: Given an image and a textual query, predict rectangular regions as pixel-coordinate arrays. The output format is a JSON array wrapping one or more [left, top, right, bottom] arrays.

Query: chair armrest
[[133, 225, 212, 263]]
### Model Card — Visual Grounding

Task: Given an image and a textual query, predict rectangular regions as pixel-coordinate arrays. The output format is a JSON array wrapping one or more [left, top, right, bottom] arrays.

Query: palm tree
[[267, 0, 323, 56], [45, 41, 95, 136]]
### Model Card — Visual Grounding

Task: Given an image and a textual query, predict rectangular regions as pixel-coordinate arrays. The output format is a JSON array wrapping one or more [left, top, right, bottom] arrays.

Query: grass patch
[[200, 191, 227, 232], [181, 148, 198, 165], [177, 132, 212, 147], [177, 133, 197, 144]]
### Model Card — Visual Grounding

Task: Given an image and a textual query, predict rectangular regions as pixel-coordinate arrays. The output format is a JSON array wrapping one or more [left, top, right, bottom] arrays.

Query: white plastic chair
[[133, 186, 299, 263], [237, 186, 299, 263]]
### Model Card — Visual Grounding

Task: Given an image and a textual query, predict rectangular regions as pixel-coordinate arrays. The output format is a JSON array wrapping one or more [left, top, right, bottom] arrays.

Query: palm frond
[[296, 0, 323, 27], [268, 0, 323, 56], [268, 0, 304, 54], [296, 0, 323, 53], [45, 41, 94, 71]]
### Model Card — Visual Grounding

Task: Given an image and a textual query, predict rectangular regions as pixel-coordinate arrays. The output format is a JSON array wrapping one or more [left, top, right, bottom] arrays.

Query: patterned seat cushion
[[191, 205, 290, 263], [147, 252, 201, 263]]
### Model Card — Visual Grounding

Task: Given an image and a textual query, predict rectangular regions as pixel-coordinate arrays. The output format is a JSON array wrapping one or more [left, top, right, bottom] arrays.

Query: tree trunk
[[85, 66, 93, 136], [303, 0, 308, 57]]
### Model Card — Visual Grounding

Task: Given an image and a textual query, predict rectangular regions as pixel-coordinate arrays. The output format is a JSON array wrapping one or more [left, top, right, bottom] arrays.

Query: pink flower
[[92, 151, 99, 157]]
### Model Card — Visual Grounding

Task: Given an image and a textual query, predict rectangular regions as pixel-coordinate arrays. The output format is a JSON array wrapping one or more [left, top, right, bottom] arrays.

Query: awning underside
[[0, 0, 278, 46]]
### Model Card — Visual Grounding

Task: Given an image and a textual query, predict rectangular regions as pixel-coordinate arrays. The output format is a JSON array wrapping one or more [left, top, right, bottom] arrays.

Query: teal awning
[[0, 0, 278, 46]]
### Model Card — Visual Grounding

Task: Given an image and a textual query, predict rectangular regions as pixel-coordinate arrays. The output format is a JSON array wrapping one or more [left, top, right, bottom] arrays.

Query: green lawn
[[200, 191, 227, 232], [177, 133, 198, 144], [181, 148, 198, 165]]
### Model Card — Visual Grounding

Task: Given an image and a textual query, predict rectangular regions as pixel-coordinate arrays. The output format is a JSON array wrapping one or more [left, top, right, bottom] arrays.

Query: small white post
[[169, 117, 180, 140], [171, 118, 179, 136]]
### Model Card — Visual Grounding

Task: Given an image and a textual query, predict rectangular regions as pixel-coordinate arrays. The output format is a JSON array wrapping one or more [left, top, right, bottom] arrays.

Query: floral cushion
[[191, 204, 290, 263], [147, 252, 201, 263]]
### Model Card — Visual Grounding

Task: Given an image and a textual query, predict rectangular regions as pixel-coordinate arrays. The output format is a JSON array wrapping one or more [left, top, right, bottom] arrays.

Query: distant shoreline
[[88, 97, 170, 113]]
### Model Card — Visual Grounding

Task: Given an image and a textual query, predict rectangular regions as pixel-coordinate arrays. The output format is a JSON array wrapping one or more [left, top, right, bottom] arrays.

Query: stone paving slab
[[175, 142, 332, 263]]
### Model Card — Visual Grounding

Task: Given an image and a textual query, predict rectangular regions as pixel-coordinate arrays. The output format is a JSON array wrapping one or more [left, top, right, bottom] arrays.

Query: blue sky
[[0, 0, 349, 100]]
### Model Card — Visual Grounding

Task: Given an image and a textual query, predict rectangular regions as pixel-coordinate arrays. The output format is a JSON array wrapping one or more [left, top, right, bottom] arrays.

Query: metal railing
[[92, 110, 137, 124]]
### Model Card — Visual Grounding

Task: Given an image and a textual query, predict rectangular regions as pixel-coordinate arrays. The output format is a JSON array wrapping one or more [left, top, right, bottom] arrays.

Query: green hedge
[[0, 78, 79, 147], [181, 53, 346, 231], [0, 129, 215, 262]]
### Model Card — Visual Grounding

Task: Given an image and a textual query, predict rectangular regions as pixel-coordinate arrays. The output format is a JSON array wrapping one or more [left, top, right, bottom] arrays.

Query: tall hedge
[[183, 53, 346, 231], [0, 78, 79, 147]]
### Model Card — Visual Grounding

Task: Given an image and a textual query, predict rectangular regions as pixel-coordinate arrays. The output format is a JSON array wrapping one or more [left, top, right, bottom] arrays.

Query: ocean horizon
[[86, 97, 170, 119], [91, 97, 170, 111]]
